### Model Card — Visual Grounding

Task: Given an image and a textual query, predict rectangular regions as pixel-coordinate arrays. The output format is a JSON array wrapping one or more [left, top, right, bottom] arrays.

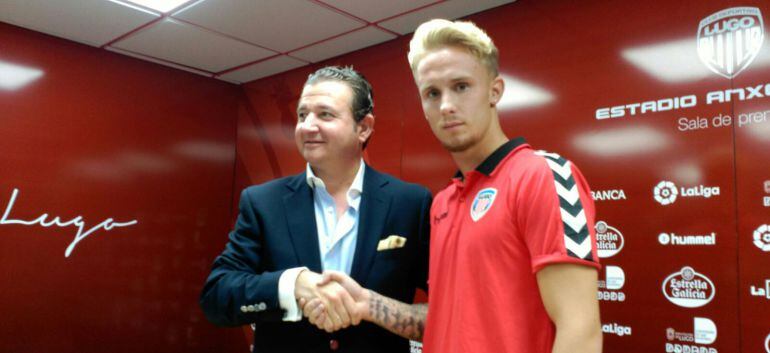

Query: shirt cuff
[[278, 267, 308, 322]]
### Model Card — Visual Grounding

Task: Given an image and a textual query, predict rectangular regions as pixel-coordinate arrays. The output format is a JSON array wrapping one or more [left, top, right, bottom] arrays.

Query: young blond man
[[304, 20, 602, 353]]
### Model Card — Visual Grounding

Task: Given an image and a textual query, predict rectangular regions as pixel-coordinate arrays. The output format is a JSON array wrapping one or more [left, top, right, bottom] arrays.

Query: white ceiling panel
[[378, 0, 515, 35], [105, 46, 213, 77], [319, 0, 437, 22], [111, 18, 275, 73], [0, 0, 159, 47], [174, 0, 364, 53], [291, 26, 396, 63], [218, 55, 307, 83]]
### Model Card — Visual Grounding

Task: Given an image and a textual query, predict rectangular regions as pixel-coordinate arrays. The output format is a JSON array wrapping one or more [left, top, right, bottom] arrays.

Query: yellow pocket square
[[377, 235, 407, 251]]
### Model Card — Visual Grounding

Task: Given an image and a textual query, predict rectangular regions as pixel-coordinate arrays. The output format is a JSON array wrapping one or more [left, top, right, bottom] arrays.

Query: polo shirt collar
[[454, 137, 527, 179]]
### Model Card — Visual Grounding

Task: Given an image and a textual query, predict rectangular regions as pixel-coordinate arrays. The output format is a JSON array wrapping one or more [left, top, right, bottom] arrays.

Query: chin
[[441, 137, 474, 153]]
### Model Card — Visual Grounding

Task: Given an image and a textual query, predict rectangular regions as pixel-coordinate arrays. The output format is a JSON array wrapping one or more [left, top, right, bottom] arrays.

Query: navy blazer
[[200, 165, 431, 353]]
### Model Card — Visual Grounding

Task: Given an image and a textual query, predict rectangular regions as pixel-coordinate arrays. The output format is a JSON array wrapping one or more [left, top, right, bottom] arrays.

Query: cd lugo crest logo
[[697, 7, 764, 79]]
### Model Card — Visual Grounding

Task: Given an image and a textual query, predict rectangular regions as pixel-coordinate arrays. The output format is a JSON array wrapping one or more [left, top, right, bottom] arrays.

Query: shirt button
[[257, 303, 266, 311], [240, 305, 248, 313], [329, 339, 339, 351]]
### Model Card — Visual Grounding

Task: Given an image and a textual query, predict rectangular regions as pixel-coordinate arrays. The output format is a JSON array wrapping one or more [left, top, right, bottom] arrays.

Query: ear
[[357, 113, 375, 144], [489, 75, 505, 107]]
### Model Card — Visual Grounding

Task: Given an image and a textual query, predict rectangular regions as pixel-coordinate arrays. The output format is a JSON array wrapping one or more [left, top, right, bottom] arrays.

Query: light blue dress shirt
[[276, 160, 366, 321], [305, 159, 364, 274]]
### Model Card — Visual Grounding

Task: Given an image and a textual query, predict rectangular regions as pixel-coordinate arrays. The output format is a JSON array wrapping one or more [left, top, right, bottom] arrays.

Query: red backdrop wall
[[2, 0, 770, 352], [237, 1, 770, 353]]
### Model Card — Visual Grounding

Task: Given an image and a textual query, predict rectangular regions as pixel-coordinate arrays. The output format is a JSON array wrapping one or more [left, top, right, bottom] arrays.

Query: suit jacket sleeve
[[199, 188, 286, 327], [413, 188, 432, 293]]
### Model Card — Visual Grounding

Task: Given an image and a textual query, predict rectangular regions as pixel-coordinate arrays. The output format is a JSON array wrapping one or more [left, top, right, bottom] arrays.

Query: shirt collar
[[454, 137, 527, 179], [306, 159, 365, 199]]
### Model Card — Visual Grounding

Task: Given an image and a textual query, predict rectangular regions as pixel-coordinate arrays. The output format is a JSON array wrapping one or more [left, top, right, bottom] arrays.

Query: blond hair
[[408, 19, 499, 77]]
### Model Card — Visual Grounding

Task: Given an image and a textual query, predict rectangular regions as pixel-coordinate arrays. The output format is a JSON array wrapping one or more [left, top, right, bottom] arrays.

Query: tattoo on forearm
[[368, 292, 428, 341]]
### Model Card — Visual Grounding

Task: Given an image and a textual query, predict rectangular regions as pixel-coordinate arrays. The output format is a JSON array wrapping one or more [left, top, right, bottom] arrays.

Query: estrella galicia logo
[[470, 188, 497, 222], [654, 181, 679, 205], [765, 332, 770, 353], [662, 266, 716, 308], [697, 7, 764, 79], [595, 221, 624, 258], [754, 224, 770, 252]]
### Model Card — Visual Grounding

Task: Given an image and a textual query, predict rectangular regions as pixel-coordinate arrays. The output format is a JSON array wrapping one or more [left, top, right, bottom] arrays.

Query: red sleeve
[[514, 154, 601, 273]]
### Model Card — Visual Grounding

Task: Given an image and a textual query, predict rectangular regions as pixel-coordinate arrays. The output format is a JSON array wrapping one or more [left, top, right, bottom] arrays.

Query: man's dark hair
[[304, 66, 374, 123]]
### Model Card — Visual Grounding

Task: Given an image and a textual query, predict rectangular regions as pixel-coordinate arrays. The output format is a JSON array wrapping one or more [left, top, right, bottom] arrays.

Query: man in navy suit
[[200, 66, 431, 353]]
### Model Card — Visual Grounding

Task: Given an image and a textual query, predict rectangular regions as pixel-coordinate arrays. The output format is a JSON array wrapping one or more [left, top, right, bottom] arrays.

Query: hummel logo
[[433, 211, 448, 224]]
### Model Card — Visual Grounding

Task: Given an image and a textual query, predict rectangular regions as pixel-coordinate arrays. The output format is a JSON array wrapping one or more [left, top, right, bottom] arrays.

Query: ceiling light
[[0, 60, 44, 91], [119, 0, 193, 13]]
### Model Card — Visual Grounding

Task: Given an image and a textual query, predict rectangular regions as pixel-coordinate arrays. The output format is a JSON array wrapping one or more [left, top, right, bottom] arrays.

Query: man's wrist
[[278, 267, 308, 322], [361, 288, 374, 322], [293, 268, 309, 299]]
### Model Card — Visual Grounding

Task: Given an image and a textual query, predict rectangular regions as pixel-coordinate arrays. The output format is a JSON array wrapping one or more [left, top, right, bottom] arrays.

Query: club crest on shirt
[[470, 188, 497, 222]]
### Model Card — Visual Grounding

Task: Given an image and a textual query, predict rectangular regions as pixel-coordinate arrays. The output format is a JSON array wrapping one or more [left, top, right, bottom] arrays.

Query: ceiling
[[0, 0, 515, 84]]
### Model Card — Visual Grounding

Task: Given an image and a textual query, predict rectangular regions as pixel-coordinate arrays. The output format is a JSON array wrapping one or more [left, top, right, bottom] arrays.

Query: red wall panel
[[0, 22, 246, 353]]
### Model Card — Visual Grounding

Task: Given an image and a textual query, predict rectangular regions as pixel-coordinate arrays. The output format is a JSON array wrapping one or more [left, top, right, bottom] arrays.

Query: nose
[[440, 94, 456, 116], [297, 113, 320, 132]]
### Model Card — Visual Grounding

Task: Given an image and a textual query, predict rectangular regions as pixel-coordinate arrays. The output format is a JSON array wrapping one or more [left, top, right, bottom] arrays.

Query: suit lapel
[[350, 165, 391, 284], [283, 173, 323, 273]]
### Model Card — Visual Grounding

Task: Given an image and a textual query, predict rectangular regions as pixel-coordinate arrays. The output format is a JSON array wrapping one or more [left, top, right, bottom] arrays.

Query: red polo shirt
[[423, 138, 600, 353]]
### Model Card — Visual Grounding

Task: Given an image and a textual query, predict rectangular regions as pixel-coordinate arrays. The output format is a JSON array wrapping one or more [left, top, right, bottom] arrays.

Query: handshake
[[293, 270, 371, 333]]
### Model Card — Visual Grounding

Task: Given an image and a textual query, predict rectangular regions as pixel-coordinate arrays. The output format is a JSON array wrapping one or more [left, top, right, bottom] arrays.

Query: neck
[[452, 116, 508, 175], [311, 158, 361, 195]]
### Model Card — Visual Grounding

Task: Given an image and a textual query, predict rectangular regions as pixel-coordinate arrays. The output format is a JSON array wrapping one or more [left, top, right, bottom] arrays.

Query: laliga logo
[[662, 266, 715, 308], [602, 323, 632, 337], [755, 224, 770, 252], [654, 180, 720, 205], [654, 181, 678, 205], [698, 7, 764, 79]]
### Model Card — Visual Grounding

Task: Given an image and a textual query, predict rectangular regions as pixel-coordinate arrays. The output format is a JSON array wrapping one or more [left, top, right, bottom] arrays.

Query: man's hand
[[294, 270, 357, 332], [300, 271, 370, 331]]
